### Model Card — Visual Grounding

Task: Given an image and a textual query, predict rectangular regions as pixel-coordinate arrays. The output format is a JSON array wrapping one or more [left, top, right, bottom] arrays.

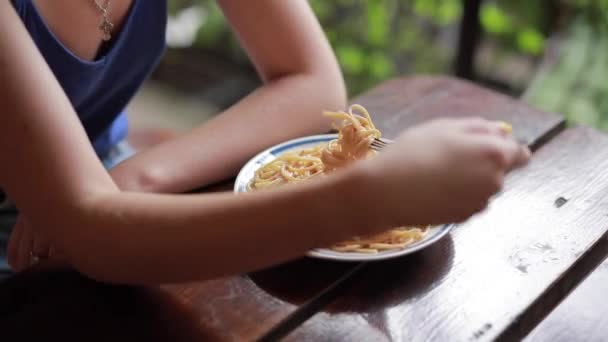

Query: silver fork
[[370, 137, 394, 151], [372, 136, 528, 152]]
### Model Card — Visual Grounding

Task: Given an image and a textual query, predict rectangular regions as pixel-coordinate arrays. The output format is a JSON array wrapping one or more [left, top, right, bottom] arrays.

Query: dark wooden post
[[454, 0, 483, 80]]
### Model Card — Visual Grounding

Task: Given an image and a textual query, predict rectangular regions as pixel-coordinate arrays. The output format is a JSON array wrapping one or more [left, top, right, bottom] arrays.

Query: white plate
[[234, 134, 454, 262]]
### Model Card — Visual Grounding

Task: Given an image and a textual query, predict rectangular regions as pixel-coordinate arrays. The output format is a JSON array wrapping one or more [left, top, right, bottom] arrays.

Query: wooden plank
[[284, 127, 608, 342], [352, 76, 564, 149], [0, 76, 564, 341], [525, 253, 608, 342]]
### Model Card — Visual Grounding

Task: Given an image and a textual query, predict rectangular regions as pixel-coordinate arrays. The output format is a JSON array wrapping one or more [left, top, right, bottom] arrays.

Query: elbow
[[265, 63, 347, 113], [313, 49, 348, 112], [294, 66, 347, 123], [321, 72, 347, 112], [309, 62, 348, 110], [309, 63, 347, 112], [111, 162, 167, 193], [302, 68, 347, 134]]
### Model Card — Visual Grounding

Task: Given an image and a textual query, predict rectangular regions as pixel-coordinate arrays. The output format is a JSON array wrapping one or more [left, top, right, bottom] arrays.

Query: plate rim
[[305, 223, 454, 262], [234, 134, 454, 262], [233, 134, 337, 193]]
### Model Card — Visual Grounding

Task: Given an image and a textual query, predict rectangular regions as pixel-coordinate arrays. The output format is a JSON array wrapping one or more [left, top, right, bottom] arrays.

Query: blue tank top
[[11, 0, 167, 157]]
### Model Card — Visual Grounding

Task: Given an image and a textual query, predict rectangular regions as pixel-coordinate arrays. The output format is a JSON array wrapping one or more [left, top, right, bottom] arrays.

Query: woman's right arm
[[0, 2, 529, 284]]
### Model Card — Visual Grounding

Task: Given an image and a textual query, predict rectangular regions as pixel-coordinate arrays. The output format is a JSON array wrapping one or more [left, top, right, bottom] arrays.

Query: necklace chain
[[93, 0, 113, 41]]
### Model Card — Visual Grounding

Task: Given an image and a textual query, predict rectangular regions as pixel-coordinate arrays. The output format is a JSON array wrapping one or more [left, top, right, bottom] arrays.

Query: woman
[[0, 0, 529, 283]]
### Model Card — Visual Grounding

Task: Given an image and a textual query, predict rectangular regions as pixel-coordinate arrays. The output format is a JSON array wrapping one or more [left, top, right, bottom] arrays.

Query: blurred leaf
[[336, 45, 365, 74], [481, 4, 513, 34], [567, 97, 600, 125], [516, 28, 545, 55], [367, 1, 389, 46], [368, 52, 395, 78], [437, 0, 462, 25], [413, 0, 435, 18], [309, 0, 333, 21], [325, 29, 338, 44], [413, 0, 462, 25]]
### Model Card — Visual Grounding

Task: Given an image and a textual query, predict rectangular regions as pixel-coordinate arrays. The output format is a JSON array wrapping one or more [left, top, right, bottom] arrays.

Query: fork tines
[[370, 137, 393, 151]]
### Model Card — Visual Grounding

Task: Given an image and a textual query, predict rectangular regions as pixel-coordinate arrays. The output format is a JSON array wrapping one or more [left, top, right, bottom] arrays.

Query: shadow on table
[[0, 270, 222, 342], [249, 257, 360, 305], [327, 235, 455, 313], [249, 236, 455, 313]]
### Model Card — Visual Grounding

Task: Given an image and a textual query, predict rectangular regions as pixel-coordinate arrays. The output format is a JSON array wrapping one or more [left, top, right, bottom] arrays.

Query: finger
[[491, 137, 531, 171], [510, 144, 531, 170], [7, 216, 24, 269], [468, 135, 525, 171], [462, 118, 511, 137]]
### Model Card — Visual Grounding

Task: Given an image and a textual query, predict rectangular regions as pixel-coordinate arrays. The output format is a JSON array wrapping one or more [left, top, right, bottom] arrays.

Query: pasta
[[248, 104, 428, 253]]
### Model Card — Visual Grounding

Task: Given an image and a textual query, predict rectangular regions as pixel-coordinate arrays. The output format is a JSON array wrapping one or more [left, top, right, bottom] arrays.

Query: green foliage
[[480, 0, 608, 57], [367, 1, 389, 46], [481, 4, 513, 34], [414, 0, 462, 24], [480, 2, 546, 56], [168, 0, 461, 95], [517, 28, 545, 55], [524, 19, 608, 128], [563, 0, 608, 27], [169, 0, 608, 104]]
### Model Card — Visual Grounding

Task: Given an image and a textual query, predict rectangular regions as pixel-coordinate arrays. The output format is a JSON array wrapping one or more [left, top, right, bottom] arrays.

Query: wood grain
[[285, 127, 608, 342], [0, 76, 566, 341], [525, 249, 608, 342]]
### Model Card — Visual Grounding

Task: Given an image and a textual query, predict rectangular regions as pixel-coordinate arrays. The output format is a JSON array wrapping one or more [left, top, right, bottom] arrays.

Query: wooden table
[[2, 76, 608, 342]]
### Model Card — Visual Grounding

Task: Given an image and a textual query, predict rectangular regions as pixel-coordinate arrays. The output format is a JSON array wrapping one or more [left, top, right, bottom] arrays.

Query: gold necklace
[[93, 0, 113, 41]]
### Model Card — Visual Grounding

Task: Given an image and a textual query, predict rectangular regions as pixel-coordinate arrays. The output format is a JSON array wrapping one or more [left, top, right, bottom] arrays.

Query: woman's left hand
[[6, 151, 174, 271], [6, 162, 145, 271]]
